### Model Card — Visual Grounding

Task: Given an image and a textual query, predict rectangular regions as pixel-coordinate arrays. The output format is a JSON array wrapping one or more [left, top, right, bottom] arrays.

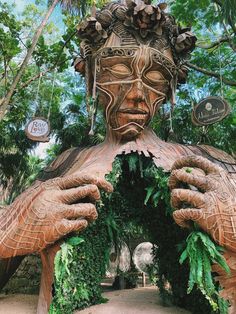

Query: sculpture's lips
[[118, 108, 148, 114]]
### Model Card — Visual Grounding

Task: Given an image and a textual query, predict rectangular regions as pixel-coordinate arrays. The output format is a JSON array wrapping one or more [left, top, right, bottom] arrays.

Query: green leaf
[[179, 249, 188, 264], [54, 250, 62, 282], [144, 186, 155, 205], [66, 236, 84, 246]]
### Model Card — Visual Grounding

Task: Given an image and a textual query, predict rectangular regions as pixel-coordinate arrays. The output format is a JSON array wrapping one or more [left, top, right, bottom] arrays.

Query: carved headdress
[[75, 0, 196, 100]]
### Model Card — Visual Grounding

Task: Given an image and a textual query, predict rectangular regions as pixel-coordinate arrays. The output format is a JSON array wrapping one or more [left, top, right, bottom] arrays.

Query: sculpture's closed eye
[[107, 64, 132, 78], [145, 71, 167, 84]]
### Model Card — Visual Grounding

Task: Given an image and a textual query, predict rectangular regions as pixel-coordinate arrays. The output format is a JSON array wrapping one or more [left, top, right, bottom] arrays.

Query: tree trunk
[[0, 0, 60, 120], [37, 243, 61, 314]]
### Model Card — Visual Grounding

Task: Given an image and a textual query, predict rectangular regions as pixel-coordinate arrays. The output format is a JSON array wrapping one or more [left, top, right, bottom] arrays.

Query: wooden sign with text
[[25, 117, 50, 142], [192, 97, 230, 126]]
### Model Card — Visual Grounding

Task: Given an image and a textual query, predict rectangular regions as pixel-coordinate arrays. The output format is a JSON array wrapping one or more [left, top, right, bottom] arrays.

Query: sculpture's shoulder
[[138, 130, 236, 174], [187, 143, 236, 173], [39, 146, 88, 181]]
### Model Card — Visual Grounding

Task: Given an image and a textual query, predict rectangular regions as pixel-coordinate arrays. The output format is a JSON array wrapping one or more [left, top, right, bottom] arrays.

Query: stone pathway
[[0, 287, 190, 314]]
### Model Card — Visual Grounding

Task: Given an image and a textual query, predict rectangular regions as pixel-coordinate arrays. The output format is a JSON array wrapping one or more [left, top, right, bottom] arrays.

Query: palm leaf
[[47, 0, 88, 15], [222, 0, 236, 24]]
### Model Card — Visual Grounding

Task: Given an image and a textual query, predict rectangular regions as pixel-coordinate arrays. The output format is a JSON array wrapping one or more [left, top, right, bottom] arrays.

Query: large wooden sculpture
[[0, 0, 236, 313]]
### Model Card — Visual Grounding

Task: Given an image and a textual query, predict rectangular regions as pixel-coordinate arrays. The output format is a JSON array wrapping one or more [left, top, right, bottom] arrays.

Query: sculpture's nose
[[126, 80, 145, 104]]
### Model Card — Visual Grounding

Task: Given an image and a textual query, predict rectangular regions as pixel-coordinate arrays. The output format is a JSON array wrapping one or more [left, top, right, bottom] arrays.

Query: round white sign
[[25, 117, 50, 142]]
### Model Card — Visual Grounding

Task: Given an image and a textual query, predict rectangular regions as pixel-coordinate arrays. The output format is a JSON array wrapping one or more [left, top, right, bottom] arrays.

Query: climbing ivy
[[50, 208, 111, 314]]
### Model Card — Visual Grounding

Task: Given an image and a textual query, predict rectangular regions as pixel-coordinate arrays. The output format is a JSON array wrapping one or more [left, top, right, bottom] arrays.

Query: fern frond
[[180, 231, 230, 311]]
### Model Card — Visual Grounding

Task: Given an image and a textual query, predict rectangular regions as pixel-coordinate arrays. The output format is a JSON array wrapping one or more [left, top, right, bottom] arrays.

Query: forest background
[[0, 0, 235, 202]]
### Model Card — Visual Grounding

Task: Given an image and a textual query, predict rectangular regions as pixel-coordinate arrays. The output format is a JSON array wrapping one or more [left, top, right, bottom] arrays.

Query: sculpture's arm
[[0, 173, 113, 259]]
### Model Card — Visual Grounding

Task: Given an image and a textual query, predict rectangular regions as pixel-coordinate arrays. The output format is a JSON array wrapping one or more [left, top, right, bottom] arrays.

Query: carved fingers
[[169, 156, 216, 230], [56, 219, 88, 237], [55, 203, 98, 221], [173, 208, 204, 228], [171, 155, 223, 175], [171, 189, 205, 209], [54, 173, 113, 193], [39, 173, 114, 227], [170, 188, 205, 228], [19, 203, 98, 252], [54, 184, 101, 204], [169, 156, 222, 194], [169, 168, 213, 191], [41, 175, 113, 247]]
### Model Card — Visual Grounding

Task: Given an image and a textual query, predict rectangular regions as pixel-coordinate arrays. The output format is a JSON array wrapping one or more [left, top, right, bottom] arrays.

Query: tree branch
[[18, 29, 77, 92], [186, 62, 236, 86], [0, 21, 77, 119], [197, 37, 229, 49], [0, 0, 60, 120], [18, 60, 66, 91]]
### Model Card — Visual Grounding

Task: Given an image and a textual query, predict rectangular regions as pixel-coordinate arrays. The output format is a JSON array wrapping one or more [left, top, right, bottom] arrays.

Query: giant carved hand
[[0, 173, 113, 258], [169, 155, 236, 253]]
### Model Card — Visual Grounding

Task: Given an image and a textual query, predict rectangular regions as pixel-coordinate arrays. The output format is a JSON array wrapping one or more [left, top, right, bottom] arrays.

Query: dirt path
[[77, 287, 190, 314], [0, 287, 190, 314], [0, 294, 38, 314]]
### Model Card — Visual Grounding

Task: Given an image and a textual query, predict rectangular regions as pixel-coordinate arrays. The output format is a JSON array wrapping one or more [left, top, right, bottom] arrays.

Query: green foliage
[[148, 0, 236, 156], [143, 163, 171, 212], [221, 0, 236, 24], [179, 231, 229, 311], [0, 1, 91, 201], [109, 154, 229, 314], [121, 264, 139, 288], [0, 2, 21, 62], [54, 237, 85, 283], [50, 207, 111, 314]]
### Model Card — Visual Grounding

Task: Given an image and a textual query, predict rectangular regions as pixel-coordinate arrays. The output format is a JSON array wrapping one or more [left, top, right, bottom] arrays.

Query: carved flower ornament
[[173, 28, 197, 54], [77, 17, 108, 44], [124, 0, 167, 36]]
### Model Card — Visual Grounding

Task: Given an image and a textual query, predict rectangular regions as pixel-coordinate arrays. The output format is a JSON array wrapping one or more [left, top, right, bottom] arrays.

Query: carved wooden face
[[95, 46, 175, 139]]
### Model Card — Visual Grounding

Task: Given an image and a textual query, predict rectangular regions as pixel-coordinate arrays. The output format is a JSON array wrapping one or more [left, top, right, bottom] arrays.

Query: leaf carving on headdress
[[124, 0, 166, 34], [158, 3, 167, 11], [77, 17, 108, 43], [174, 31, 197, 54], [96, 9, 113, 27]]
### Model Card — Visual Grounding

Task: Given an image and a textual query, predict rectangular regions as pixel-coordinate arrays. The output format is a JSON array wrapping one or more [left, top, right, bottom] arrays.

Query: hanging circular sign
[[25, 117, 50, 142], [192, 96, 230, 126]]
